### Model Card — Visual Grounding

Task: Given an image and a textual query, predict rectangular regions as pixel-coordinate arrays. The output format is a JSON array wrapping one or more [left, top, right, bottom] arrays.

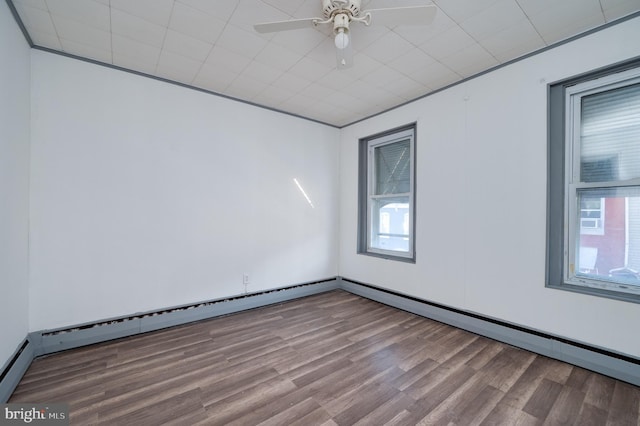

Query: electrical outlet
[[243, 274, 250, 285]]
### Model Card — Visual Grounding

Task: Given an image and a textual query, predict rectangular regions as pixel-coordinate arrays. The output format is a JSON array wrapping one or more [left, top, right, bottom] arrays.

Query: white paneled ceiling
[[9, 0, 640, 127]]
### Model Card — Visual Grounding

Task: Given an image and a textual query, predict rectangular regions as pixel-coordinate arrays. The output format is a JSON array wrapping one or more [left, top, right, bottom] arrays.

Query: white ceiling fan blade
[[366, 5, 437, 27], [336, 41, 353, 70], [253, 17, 321, 34]]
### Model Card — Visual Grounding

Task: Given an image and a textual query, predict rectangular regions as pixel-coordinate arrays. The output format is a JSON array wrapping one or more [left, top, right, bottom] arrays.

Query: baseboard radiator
[[338, 277, 640, 387], [0, 339, 35, 403], [2, 276, 638, 402], [0, 278, 339, 402]]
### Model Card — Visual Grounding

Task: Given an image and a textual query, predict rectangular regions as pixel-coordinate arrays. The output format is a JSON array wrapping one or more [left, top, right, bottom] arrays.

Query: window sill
[[358, 250, 416, 263], [546, 281, 640, 304]]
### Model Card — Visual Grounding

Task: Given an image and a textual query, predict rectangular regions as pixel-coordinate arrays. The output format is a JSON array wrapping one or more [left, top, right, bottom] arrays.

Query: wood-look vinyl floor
[[9, 290, 640, 425]]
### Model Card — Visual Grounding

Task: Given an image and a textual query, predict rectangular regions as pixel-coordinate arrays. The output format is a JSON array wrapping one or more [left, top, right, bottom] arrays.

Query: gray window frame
[[358, 123, 416, 263], [547, 58, 640, 304]]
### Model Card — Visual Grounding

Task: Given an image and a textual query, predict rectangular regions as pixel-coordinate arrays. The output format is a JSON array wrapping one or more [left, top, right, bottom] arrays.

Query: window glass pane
[[370, 197, 409, 252], [374, 139, 411, 195], [576, 186, 640, 287], [580, 83, 640, 182], [580, 197, 604, 235]]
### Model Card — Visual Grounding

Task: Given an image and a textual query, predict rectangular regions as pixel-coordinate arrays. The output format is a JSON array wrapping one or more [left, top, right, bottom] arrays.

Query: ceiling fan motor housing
[[322, 0, 361, 19], [333, 13, 350, 34]]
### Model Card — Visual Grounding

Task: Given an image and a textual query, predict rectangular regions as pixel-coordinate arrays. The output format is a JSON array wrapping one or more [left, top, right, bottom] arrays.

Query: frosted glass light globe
[[334, 30, 349, 49]]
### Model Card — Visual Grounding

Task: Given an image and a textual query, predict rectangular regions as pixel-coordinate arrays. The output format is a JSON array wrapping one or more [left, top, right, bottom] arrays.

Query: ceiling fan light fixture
[[334, 28, 349, 49], [333, 12, 350, 50]]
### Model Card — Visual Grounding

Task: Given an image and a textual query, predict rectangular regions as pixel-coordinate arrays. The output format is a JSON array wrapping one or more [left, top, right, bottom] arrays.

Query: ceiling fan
[[253, 0, 437, 69]]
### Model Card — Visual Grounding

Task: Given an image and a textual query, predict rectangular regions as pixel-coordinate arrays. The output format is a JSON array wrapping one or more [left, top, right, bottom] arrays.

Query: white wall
[[339, 16, 640, 359], [10, 5, 640, 366], [0, 1, 31, 367], [29, 51, 339, 331]]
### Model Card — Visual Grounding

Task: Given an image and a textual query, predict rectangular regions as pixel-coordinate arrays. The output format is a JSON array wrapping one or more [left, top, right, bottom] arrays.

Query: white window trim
[[563, 67, 640, 296]]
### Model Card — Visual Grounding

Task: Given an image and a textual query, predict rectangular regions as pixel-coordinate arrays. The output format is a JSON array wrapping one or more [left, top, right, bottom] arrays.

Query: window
[[548, 61, 640, 302], [358, 124, 416, 262], [580, 196, 605, 235]]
